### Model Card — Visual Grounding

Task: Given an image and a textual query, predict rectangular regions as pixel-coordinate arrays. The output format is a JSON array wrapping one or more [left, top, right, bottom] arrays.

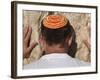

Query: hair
[[40, 20, 73, 46]]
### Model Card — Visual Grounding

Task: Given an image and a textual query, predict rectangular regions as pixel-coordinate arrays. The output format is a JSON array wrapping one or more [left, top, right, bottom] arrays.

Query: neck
[[44, 44, 68, 54]]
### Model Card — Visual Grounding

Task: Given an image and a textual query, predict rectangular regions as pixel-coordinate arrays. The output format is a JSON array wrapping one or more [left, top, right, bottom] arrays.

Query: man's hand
[[23, 26, 38, 58], [83, 40, 91, 52]]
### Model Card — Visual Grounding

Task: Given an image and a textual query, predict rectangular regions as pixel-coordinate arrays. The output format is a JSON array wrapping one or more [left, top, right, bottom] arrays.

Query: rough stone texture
[[23, 11, 91, 64]]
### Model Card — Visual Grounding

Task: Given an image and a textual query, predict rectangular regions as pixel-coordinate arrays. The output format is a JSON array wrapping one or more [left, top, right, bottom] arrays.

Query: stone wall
[[23, 11, 91, 64]]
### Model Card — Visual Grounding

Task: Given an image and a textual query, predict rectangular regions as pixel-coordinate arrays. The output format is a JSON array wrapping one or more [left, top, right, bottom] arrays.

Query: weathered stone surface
[[23, 11, 91, 64]]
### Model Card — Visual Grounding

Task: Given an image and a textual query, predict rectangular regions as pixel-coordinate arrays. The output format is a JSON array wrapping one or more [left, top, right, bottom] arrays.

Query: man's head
[[39, 14, 74, 54]]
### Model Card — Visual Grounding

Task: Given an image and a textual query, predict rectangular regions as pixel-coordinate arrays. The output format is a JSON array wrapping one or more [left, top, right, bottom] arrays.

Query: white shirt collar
[[40, 53, 72, 60]]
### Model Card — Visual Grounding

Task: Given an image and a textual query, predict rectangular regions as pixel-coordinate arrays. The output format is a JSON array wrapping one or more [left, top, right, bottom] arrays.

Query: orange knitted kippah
[[43, 15, 68, 29]]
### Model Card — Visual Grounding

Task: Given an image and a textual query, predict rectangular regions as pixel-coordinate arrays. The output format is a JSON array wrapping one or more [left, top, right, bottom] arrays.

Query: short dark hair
[[41, 20, 73, 46]]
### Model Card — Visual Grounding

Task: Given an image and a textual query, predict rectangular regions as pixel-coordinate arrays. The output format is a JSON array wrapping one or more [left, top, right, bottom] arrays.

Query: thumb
[[28, 42, 38, 53]]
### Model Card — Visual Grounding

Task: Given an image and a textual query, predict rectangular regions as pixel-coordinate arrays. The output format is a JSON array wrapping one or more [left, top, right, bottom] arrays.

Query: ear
[[39, 35, 42, 43], [66, 36, 73, 48], [68, 36, 73, 48], [39, 35, 46, 51]]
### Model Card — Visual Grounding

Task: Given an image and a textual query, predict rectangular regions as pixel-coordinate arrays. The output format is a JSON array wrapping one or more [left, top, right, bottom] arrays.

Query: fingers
[[23, 26, 29, 39], [24, 26, 32, 45], [23, 26, 38, 58], [83, 40, 91, 52], [27, 42, 38, 54]]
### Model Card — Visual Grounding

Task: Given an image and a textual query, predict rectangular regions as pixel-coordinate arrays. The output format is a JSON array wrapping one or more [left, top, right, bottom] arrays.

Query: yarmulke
[[43, 15, 68, 29]]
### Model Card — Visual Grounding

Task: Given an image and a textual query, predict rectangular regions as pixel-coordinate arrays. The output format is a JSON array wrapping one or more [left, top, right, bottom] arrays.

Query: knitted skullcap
[[43, 14, 68, 29]]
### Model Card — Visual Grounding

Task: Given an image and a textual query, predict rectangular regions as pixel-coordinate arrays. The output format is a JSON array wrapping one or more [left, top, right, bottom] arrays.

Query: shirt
[[24, 53, 90, 69]]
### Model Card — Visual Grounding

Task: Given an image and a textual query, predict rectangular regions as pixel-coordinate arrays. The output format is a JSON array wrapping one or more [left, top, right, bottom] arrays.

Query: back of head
[[41, 14, 73, 46]]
